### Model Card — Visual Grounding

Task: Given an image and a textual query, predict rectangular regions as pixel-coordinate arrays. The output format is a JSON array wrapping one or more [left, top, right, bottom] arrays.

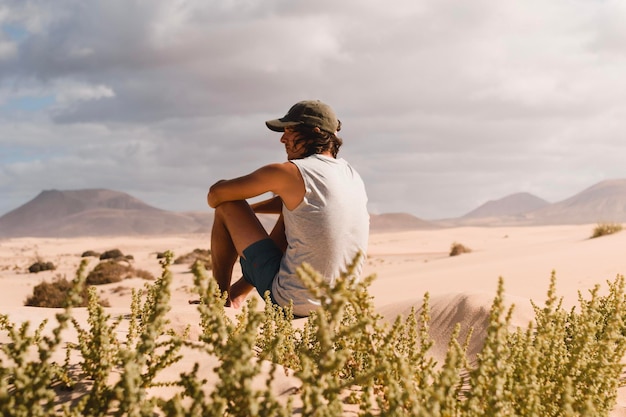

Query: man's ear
[[312, 127, 322, 133]]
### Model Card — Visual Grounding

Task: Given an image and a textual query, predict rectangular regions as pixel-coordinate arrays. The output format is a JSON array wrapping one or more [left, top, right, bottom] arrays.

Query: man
[[207, 100, 369, 317]]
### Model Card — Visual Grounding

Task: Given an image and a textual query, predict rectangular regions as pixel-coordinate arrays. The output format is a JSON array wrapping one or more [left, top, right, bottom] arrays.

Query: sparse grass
[[3, 254, 626, 417], [591, 222, 623, 239], [450, 241, 472, 256]]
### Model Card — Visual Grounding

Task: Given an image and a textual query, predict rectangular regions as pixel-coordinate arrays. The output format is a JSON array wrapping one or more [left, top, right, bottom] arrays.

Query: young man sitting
[[207, 100, 369, 317]]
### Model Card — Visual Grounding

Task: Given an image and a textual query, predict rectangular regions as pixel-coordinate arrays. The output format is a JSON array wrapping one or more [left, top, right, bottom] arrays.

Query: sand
[[1, 224, 626, 414]]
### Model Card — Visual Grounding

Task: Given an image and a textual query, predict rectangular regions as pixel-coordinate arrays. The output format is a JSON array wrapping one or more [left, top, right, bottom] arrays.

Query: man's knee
[[214, 200, 250, 218]]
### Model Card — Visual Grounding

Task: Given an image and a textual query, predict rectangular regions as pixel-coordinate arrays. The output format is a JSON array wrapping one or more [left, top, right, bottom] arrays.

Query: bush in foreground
[[2, 254, 626, 416], [591, 223, 623, 239]]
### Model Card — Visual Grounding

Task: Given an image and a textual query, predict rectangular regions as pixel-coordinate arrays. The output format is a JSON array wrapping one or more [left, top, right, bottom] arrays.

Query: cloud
[[2, 0, 626, 219]]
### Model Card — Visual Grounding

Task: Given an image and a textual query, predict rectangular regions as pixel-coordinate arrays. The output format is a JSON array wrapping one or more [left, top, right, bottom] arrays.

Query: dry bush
[[591, 223, 623, 239], [86, 261, 133, 285], [28, 261, 56, 273], [133, 268, 155, 280], [81, 250, 100, 258], [174, 248, 212, 270], [99, 249, 125, 260], [450, 241, 472, 256], [24, 274, 109, 308]]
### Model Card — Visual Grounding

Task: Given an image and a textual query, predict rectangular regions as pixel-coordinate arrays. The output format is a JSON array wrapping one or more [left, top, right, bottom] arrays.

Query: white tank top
[[271, 154, 369, 317]]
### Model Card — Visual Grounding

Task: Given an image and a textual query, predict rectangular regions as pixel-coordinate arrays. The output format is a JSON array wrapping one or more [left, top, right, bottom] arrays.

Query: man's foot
[[229, 294, 247, 309], [228, 276, 254, 309], [188, 297, 236, 307]]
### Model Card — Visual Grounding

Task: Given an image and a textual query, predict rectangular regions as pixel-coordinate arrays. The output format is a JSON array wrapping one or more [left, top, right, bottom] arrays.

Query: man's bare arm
[[207, 162, 304, 210]]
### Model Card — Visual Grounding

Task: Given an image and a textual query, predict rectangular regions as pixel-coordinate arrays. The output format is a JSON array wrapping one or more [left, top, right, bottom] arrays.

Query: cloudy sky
[[2, 0, 626, 220]]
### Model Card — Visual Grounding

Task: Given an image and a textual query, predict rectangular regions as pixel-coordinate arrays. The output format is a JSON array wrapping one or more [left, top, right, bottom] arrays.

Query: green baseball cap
[[265, 100, 340, 134]]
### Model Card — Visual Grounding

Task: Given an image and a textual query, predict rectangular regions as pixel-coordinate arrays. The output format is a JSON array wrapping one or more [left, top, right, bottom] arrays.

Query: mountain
[[462, 192, 550, 219], [3, 179, 625, 237], [524, 179, 626, 225], [370, 212, 438, 232], [0, 188, 436, 237], [446, 179, 626, 226], [0, 189, 214, 237]]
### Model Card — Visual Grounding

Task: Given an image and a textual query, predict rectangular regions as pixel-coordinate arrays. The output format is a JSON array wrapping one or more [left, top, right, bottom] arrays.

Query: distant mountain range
[[444, 179, 626, 227], [1, 179, 626, 237]]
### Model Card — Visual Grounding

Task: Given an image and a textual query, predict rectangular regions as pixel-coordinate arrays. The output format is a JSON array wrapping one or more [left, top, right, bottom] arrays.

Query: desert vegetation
[[86, 261, 134, 285], [24, 258, 154, 308], [450, 242, 472, 257], [591, 223, 623, 239], [2, 253, 626, 416], [174, 248, 212, 270], [85, 258, 154, 286], [25, 274, 110, 308], [28, 260, 56, 273]]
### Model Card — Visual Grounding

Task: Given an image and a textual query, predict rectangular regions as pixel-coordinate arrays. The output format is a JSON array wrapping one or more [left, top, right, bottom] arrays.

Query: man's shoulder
[[260, 161, 299, 174]]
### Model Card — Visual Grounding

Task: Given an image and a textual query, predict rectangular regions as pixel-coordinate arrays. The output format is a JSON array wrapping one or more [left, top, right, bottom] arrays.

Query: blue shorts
[[239, 238, 282, 303]]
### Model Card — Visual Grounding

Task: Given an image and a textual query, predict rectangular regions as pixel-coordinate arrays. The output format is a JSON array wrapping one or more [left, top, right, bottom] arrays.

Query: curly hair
[[292, 123, 343, 158]]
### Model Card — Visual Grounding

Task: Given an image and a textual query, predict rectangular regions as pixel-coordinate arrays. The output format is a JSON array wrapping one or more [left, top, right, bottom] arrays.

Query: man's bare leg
[[226, 214, 287, 307], [210, 200, 270, 306]]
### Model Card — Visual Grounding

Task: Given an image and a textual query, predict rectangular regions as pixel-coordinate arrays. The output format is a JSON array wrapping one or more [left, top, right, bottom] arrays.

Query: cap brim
[[265, 118, 301, 132]]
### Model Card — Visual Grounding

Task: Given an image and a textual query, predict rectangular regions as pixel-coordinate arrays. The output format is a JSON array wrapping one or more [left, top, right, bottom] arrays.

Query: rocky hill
[[524, 179, 626, 225], [0, 189, 213, 237], [462, 192, 549, 219], [3, 180, 625, 237], [446, 179, 626, 226], [370, 212, 439, 232]]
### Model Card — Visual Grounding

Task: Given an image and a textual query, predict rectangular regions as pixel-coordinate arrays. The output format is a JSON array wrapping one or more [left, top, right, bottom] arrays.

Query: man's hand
[[251, 195, 283, 214], [207, 180, 227, 208]]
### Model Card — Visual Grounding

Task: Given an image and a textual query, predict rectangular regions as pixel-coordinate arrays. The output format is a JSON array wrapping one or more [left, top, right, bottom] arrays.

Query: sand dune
[[1, 224, 626, 414]]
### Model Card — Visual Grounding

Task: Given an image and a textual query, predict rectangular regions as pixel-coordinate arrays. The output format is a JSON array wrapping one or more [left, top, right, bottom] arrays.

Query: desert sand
[[1, 224, 626, 414]]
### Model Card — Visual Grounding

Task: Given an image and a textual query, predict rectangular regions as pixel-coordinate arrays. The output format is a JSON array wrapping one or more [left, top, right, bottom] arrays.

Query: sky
[[2, 0, 626, 220]]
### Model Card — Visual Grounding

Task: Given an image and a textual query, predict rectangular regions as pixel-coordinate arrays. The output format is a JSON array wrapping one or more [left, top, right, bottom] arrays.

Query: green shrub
[[86, 261, 133, 285], [450, 241, 472, 256], [591, 223, 623, 238], [27, 261, 56, 273], [3, 255, 626, 417]]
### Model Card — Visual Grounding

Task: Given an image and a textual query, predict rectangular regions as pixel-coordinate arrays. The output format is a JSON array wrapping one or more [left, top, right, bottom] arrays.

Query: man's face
[[280, 127, 305, 160]]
